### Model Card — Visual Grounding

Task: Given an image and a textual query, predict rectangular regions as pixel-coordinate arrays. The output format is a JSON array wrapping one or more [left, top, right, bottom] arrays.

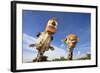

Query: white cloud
[[23, 33, 37, 52], [23, 33, 36, 44], [73, 50, 86, 59], [23, 51, 37, 62], [44, 45, 66, 60], [60, 44, 66, 49], [23, 33, 37, 62], [77, 51, 81, 56]]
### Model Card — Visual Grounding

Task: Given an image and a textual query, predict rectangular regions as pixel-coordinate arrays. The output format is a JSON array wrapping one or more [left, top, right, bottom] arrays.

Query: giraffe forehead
[[67, 35, 77, 39]]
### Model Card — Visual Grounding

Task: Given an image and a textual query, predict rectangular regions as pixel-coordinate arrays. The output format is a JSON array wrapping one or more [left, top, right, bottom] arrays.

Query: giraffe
[[63, 34, 79, 60], [29, 17, 58, 62]]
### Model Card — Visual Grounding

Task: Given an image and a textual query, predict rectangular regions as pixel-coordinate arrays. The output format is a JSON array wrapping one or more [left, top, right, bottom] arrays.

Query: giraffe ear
[[64, 38, 67, 42], [65, 38, 67, 41], [61, 38, 67, 43]]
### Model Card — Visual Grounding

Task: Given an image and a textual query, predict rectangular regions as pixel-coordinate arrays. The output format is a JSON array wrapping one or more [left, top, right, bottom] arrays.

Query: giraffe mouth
[[46, 25, 56, 33], [72, 42, 77, 45]]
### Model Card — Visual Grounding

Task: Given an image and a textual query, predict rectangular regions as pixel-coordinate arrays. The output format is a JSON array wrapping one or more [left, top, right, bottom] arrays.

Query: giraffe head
[[45, 17, 58, 34], [64, 34, 79, 49]]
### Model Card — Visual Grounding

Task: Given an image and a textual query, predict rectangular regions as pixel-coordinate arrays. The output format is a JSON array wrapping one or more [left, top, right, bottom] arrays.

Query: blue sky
[[22, 10, 91, 62]]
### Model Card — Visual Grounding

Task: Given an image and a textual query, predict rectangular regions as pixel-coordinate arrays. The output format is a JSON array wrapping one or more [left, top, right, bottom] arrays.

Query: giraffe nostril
[[52, 22, 56, 26]]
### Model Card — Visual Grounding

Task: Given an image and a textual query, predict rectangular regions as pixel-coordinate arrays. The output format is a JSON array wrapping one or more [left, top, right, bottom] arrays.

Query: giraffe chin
[[68, 44, 76, 49]]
